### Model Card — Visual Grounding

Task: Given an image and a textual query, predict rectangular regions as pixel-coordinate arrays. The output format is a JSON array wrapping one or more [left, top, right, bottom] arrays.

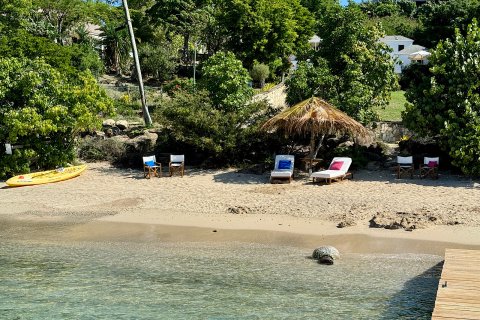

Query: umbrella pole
[[314, 134, 325, 159], [308, 133, 316, 175]]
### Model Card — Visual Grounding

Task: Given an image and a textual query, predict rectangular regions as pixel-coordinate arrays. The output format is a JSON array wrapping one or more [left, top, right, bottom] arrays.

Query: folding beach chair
[[143, 155, 162, 179], [396, 156, 414, 179], [169, 154, 185, 177], [419, 156, 439, 179]]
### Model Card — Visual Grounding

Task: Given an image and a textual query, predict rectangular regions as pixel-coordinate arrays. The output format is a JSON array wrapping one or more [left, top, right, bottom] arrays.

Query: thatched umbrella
[[262, 97, 370, 159]]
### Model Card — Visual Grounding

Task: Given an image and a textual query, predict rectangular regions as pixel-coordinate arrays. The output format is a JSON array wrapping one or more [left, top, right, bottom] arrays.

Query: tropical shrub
[[402, 20, 480, 176], [153, 88, 277, 165], [138, 42, 178, 82], [199, 51, 254, 112], [77, 137, 126, 163], [250, 63, 270, 89], [0, 58, 114, 178], [287, 4, 398, 123], [0, 30, 103, 78]]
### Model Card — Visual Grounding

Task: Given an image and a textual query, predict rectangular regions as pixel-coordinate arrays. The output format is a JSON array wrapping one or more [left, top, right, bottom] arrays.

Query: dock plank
[[432, 249, 480, 320]]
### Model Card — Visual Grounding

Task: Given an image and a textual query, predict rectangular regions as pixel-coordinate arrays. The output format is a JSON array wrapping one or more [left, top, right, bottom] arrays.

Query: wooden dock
[[432, 249, 480, 320]]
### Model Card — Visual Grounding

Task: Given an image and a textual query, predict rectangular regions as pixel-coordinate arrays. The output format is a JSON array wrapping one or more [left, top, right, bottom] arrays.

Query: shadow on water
[[380, 260, 444, 320]]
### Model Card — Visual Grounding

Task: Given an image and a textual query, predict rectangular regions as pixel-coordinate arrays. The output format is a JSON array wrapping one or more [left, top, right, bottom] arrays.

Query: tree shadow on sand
[[213, 171, 268, 185], [380, 260, 443, 320], [353, 169, 477, 189]]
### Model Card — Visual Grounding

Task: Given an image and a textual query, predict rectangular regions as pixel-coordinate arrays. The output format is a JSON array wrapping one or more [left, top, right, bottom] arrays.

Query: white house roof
[[379, 35, 414, 42], [398, 44, 426, 55]]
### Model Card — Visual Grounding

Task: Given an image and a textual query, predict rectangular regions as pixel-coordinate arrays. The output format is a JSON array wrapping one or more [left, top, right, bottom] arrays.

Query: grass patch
[[374, 90, 407, 121]]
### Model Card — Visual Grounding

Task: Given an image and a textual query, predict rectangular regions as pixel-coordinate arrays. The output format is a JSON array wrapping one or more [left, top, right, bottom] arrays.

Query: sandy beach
[[2, 161, 480, 255]]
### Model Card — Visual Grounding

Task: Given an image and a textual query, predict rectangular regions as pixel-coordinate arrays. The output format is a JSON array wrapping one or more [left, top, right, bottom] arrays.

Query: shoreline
[[2, 211, 480, 256], [2, 161, 480, 256]]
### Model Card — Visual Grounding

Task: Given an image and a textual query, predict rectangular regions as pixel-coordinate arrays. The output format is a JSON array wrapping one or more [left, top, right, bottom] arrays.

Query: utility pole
[[122, 0, 152, 126]]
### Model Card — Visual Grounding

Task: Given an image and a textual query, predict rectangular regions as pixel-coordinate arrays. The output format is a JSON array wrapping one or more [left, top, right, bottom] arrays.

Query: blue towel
[[145, 160, 155, 167], [278, 160, 292, 170]]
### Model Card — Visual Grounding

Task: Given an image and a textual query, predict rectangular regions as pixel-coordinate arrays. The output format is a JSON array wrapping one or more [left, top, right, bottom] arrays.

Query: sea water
[[0, 240, 442, 319]]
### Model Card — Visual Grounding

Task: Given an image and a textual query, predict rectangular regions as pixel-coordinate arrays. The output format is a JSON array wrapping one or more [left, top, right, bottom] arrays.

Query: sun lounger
[[270, 155, 295, 183], [311, 157, 352, 184]]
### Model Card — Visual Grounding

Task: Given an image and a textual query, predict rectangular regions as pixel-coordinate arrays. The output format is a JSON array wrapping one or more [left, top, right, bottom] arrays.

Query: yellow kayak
[[6, 165, 87, 187]]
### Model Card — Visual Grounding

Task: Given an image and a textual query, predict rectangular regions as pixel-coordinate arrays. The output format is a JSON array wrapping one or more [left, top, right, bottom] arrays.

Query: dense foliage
[[287, 4, 397, 123], [154, 89, 276, 164], [1, 0, 479, 174], [0, 58, 114, 178], [403, 20, 480, 176], [216, 0, 314, 74], [250, 63, 270, 89], [200, 51, 254, 112]]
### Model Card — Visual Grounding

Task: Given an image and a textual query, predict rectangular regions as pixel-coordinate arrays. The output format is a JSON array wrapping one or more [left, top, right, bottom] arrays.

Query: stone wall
[[370, 121, 411, 143]]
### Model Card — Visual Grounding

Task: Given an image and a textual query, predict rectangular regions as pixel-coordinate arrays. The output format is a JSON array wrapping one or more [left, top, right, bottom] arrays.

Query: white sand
[[1, 162, 480, 253]]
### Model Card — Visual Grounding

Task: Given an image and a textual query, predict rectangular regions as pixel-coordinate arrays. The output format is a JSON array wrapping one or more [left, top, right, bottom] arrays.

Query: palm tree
[[262, 97, 370, 159]]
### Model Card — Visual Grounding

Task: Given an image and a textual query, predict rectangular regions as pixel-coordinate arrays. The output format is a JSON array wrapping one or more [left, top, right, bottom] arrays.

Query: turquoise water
[[0, 240, 442, 319]]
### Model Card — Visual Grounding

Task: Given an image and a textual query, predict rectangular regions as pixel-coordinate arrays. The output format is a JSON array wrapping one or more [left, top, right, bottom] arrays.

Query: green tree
[[250, 63, 270, 88], [285, 59, 336, 106], [147, 0, 211, 62], [0, 30, 103, 77], [403, 20, 480, 176], [200, 51, 253, 112], [216, 0, 314, 73], [368, 15, 419, 38], [154, 88, 275, 164], [0, 58, 114, 178], [0, 0, 33, 34], [288, 4, 397, 123], [31, 0, 91, 44], [138, 42, 178, 82], [415, 0, 480, 47]]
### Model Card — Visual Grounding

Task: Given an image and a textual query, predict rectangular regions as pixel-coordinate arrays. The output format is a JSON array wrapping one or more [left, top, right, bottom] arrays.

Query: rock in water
[[312, 246, 340, 265]]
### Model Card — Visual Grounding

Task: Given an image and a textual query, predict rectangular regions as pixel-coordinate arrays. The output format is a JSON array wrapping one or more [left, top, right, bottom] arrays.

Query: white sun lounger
[[270, 155, 294, 183], [311, 157, 352, 184]]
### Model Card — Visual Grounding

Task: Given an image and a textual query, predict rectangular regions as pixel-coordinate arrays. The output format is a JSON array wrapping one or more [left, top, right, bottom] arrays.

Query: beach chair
[[395, 156, 414, 179], [311, 157, 352, 184], [419, 156, 439, 179], [169, 154, 185, 177], [143, 155, 162, 179], [270, 155, 295, 183]]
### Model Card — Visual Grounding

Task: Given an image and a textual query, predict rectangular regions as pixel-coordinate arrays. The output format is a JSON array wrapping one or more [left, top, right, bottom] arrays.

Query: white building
[[379, 35, 429, 74]]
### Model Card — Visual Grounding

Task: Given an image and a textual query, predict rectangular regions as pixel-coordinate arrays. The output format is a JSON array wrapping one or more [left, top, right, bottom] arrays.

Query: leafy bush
[[0, 57, 114, 178], [200, 51, 253, 112], [77, 137, 126, 163], [402, 20, 480, 176], [0, 30, 103, 78], [153, 88, 278, 165], [113, 95, 140, 119], [138, 42, 178, 82], [163, 77, 194, 96], [250, 63, 270, 88]]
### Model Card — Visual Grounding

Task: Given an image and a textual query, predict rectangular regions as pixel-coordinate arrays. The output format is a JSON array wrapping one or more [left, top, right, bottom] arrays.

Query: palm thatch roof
[[262, 97, 369, 139]]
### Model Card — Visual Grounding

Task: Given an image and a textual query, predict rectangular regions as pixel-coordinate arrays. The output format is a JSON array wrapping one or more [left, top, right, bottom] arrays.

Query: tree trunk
[[183, 33, 190, 63], [122, 0, 152, 126]]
